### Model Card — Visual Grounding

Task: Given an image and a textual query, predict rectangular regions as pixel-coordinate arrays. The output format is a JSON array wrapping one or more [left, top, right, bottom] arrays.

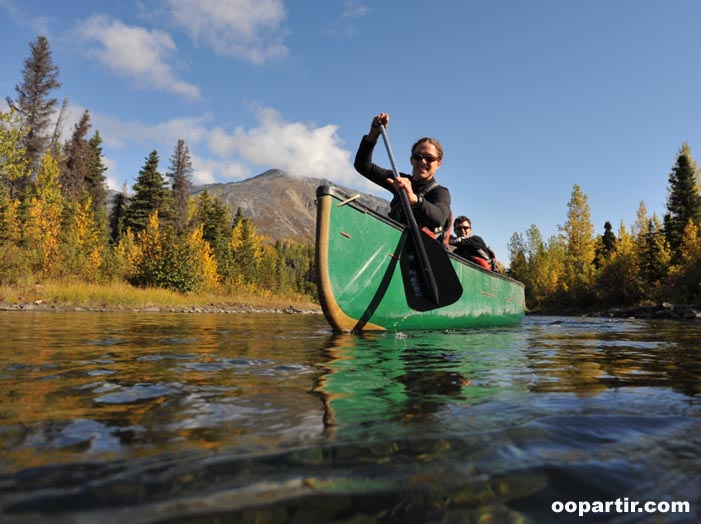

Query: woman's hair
[[411, 137, 443, 160]]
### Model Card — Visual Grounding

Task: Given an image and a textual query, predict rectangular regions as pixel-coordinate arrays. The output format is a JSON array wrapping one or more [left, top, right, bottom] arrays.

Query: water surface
[[0, 312, 698, 523]]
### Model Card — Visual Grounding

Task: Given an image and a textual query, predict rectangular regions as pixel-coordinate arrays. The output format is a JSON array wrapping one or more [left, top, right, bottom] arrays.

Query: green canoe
[[315, 185, 526, 331]]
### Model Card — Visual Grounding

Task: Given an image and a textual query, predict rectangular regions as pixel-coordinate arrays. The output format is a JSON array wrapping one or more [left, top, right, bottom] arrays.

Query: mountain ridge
[[191, 169, 390, 243]]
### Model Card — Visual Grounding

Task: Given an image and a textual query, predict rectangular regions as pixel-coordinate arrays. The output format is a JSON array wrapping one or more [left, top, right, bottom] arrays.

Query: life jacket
[[453, 236, 497, 270], [389, 181, 452, 248], [472, 256, 493, 270]]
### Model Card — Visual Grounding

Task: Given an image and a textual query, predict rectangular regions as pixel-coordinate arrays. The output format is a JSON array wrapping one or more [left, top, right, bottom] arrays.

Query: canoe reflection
[[316, 329, 520, 440]]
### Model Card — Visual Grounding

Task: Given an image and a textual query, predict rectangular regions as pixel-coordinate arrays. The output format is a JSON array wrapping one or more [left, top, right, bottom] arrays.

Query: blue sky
[[1, 1, 700, 261]]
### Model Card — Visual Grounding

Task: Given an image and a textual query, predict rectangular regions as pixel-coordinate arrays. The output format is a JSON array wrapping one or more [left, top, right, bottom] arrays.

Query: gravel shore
[[0, 300, 322, 315]]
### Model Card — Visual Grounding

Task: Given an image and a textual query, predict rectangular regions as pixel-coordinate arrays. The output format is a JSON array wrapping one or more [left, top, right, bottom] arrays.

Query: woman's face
[[410, 142, 442, 181]]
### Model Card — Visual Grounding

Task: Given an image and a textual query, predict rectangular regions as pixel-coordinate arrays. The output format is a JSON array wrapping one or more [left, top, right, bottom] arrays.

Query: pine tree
[[595, 223, 644, 306], [166, 139, 193, 230], [230, 208, 263, 285], [663, 143, 701, 255], [594, 221, 616, 268], [123, 150, 171, 234], [60, 110, 92, 199], [192, 190, 233, 278], [639, 216, 671, 288], [6, 36, 62, 183], [86, 131, 108, 213]]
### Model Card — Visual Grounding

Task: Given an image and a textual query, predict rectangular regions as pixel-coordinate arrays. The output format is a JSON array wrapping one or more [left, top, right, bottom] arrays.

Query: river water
[[0, 312, 698, 523]]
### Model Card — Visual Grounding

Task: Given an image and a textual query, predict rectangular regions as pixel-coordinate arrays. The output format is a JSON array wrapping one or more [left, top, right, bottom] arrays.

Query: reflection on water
[[0, 312, 699, 523]]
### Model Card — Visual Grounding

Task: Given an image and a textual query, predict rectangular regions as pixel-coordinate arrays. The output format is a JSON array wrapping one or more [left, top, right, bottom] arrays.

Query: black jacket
[[450, 235, 495, 262], [354, 135, 451, 230]]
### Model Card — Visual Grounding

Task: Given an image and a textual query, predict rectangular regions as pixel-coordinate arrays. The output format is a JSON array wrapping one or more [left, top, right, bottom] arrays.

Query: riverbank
[[0, 301, 322, 315], [0, 280, 322, 315], [588, 302, 701, 321]]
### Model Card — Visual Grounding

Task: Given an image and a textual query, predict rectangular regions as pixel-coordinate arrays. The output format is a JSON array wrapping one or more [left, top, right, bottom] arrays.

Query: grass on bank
[[0, 278, 320, 311]]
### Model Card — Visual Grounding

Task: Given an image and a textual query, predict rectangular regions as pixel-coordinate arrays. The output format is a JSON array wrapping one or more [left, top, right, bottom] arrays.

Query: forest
[[2, 36, 700, 312], [0, 36, 316, 302], [507, 147, 701, 312]]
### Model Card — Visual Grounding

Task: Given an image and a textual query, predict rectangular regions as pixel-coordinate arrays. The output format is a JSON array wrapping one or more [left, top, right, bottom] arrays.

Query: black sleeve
[[463, 236, 494, 259], [416, 185, 451, 229], [354, 135, 396, 193]]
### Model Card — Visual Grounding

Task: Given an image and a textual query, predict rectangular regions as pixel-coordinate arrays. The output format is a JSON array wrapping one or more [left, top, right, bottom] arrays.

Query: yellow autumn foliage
[[25, 154, 64, 276]]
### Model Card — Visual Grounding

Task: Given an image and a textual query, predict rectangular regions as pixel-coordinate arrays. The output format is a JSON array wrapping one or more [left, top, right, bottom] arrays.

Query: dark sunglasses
[[456, 225, 471, 231], [411, 153, 439, 164]]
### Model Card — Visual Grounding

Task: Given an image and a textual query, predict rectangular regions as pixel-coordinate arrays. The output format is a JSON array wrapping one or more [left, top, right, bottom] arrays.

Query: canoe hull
[[315, 185, 525, 331]]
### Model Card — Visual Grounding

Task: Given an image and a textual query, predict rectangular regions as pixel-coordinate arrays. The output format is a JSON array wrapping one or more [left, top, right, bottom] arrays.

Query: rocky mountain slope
[[191, 169, 389, 243]]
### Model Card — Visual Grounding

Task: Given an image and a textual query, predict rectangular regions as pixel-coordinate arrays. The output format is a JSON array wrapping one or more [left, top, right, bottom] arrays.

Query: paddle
[[378, 125, 463, 310]]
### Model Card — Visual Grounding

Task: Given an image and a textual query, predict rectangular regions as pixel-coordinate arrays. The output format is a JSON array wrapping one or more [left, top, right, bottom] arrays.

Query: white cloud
[[190, 153, 251, 184], [91, 113, 212, 149], [81, 103, 372, 192], [207, 104, 372, 189], [72, 15, 201, 100], [102, 156, 124, 191], [166, 0, 289, 64]]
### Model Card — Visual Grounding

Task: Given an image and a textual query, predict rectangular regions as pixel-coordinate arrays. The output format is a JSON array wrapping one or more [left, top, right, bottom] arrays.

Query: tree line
[[1, 36, 315, 299], [507, 143, 701, 312], [4, 36, 699, 312]]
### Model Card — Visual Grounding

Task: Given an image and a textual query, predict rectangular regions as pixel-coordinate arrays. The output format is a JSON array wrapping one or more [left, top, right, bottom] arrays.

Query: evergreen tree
[[230, 208, 263, 285], [594, 221, 616, 268], [192, 190, 233, 278], [85, 131, 108, 213], [123, 150, 171, 234], [6, 36, 62, 183], [60, 110, 91, 199], [638, 216, 671, 289], [595, 223, 644, 306], [663, 143, 701, 255], [274, 240, 316, 296], [166, 139, 192, 230]]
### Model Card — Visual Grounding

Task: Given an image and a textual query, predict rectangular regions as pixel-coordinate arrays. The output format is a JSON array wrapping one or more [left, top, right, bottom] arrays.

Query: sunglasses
[[456, 225, 471, 231], [411, 153, 439, 164]]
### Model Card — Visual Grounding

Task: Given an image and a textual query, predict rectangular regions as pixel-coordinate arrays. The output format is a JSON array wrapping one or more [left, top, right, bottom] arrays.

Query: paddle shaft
[[378, 125, 441, 305]]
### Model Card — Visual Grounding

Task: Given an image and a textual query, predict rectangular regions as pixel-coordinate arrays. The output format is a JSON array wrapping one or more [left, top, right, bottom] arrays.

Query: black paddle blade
[[400, 232, 463, 311]]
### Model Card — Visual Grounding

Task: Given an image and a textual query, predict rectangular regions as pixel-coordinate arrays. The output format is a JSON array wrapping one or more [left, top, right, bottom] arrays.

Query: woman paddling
[[354, 112, 452, 244]]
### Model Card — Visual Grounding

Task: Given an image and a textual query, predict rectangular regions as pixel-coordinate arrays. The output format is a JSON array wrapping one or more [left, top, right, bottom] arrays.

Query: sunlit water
[[0, 312, 699, 523]]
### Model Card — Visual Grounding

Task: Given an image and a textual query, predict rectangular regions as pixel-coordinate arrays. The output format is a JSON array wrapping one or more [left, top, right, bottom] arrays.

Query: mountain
[[191, 169, 390, 243]]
